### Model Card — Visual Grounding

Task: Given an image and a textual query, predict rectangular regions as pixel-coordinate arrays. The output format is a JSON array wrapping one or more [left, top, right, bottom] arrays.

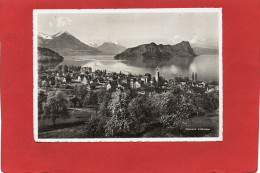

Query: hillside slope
[[38, 47, 64, 63]]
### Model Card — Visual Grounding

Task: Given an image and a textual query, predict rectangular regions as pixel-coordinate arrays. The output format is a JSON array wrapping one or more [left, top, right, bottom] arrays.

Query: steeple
[[155, 67, 159, 83]]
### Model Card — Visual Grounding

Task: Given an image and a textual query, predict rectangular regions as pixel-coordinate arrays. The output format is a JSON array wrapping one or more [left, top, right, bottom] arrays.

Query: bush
[[84, 117, 106, 138]]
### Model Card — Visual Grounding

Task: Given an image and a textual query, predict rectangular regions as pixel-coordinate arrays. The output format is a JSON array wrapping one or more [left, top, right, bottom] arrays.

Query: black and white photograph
[[33, 9, 222, 142]]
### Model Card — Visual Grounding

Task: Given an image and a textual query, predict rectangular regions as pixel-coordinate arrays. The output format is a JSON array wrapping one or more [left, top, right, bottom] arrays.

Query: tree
[[84, 117, 106, 137], [63, 65, 68, 73], [97, 89, 109, 103], [158, 76, 165, 87], [65, 74, 72, 83], [54, 80, 60, 88], [127, 95, 161, 134], [149, 92, 168, 116], [38, 90, 47, 114], [125, 89, 138, 100], [57, 65, 63, 72], [42, 90, 69, 125], [105, 90, 138, 137], [159, 89, 194, 128], [39, 65, 45, 73], [83, 91, 98, 107], [73, 85, 88, 107], [128, 95, 155, 123], [38, 80, 42, 88], [190, 93, 204, 116], [98, 90, 112, 117], [202, 91, 219, 112], [99, 99, 110, 117]]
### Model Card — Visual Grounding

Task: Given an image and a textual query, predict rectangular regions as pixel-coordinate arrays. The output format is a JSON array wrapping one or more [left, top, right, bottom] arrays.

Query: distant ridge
[[193, 47, 219, 55], [98, 42, 126, 55]]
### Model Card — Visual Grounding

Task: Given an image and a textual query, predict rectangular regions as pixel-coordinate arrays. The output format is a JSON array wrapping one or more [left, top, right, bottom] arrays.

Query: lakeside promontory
[[114, 41, 197, 63], [38, 47, 64, 63]]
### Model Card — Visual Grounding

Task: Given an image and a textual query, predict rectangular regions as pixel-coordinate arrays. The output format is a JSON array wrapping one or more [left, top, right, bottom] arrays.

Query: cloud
[[189, 35, 206, 44], [171, 35, 182, 44], [49, 17, 72, 28], [189, 35, 218, 48], [48, 22, 54, 27]]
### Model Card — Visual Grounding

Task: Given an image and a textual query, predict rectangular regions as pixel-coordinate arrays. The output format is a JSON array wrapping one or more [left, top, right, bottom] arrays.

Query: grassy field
[[38, 113, 219, 138], [38, 108, 96, 133]]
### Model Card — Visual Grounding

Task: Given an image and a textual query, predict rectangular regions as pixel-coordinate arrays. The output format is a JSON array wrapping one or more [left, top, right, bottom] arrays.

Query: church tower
[[155, 67, 159, 83]]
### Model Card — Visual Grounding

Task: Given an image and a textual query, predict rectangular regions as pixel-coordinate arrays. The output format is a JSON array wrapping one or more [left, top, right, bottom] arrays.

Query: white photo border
[[33, 8, 223, 142]]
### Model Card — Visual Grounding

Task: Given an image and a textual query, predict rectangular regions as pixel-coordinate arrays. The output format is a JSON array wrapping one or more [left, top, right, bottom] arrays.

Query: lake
[[60, 55, 219, 81]]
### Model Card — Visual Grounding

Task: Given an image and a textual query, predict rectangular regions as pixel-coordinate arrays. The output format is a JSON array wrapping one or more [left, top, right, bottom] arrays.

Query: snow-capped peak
[[53, 31, 71, 37], [38, 31, 71, 40], [85, 42, 98, 48], [38, 32, 52, 39], [112, 41, 119, 45]]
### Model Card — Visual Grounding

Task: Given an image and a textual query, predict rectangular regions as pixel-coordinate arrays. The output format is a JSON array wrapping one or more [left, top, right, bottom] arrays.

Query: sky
[[37, 11, 220, 48]]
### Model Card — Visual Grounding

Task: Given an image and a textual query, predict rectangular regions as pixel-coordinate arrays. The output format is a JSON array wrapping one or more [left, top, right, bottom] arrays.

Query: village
[[38, 64, 220, 138], [38, 64, 219, 98]]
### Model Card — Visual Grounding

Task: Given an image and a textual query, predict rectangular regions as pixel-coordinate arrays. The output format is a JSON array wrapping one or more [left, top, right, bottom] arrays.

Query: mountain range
[[38, 31, 218, 63], [38, 31, 126, 56]]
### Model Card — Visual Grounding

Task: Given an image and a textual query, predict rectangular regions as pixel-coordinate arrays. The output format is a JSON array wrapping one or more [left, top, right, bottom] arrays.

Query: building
[[82, 76, 88, 85], [107, 82, 117, 91], [81, 67, 92, 73], [122, 78, 128, 84], [77, 75, 82, 82], [130, 78, 136, 88], [135, 81, 142, 88], [141, 74, 151, 84], [62, 77, 67, 84], [155, 67, 159, 82]]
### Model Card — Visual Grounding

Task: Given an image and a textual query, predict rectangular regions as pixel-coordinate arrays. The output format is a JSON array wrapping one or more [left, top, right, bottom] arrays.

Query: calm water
[[60, 55, 219, 81]]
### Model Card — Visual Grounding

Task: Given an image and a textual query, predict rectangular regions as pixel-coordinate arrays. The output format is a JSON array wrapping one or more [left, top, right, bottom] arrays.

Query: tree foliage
[[105, 90, 138, 137], [42, 90, 69, 124], [38, 89, 47, 114], [83, 91, 98, 107], [98, 89, 112, 117], [160, 89, 195, 128], [63, 65, 68, 73], [73, 85, 88, 107], [202, 91, 219, 112], [84, 117, 106, 137], [39, 65, 45, 73], [128, 95, 156, 123]]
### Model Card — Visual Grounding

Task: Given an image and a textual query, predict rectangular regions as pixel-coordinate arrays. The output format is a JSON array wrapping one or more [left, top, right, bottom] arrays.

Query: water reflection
[[123, 56, 195, 69], [58, 55, 219, 81]]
